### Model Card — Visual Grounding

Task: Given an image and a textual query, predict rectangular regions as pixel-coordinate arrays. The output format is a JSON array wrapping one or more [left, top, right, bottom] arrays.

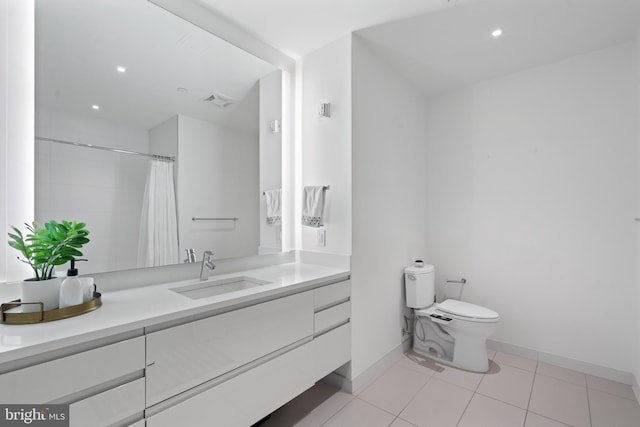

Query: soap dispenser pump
[[59, 258, 87, 308]]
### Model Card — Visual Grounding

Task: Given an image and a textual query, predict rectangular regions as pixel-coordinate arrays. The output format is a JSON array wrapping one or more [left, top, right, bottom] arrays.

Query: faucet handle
[[184, 248, 197, 263]]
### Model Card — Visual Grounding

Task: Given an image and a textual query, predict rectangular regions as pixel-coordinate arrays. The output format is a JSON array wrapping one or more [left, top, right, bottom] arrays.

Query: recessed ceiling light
[[491, 28, 503, 38], [116, 66, 126, 73], [91, 105, 100, 110]]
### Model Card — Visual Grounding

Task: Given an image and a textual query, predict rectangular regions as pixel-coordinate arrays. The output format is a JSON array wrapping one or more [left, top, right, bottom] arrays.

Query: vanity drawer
[[314, 280, 350, 310], [146, 291, 314, 406], [147, 341, 315, 427], [314, 301, 350, 334], [69, 378, 145, 427], [0, 336, 145, 404], [312, 323, 351, 380]]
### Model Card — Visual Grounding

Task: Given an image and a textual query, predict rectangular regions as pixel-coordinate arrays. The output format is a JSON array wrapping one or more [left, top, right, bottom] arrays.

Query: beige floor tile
[[432, 362, 486, 391], [586, 375, 637, 401], [477, 364, 534, 409], [390, 417, 417, 427], [529, 375, 590, 427], [536, 363, 586, 387], [358, 364, 431, 415], [524, 412, 570, 427], [260, 382, 353, 427], [458, 394, 526, 427], [588, 388, 640, 427], [493, 352, 538, 372], [322, 398, 395, 427], [399, 378, 473, 427], [395, 352, 440, 377]]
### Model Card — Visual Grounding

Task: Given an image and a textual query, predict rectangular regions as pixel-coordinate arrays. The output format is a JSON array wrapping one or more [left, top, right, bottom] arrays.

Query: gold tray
[[0, 291, 102, 324]]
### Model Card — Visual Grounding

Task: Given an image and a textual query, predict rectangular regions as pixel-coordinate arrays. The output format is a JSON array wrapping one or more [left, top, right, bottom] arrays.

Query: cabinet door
[[312, 323, 351, 380], [146, 291, 314, 406], [147, 341, 315, 427], [69, 378, 145, 427], [314, 280, 350, 310], [314, 301, 350, 334], [0, 337, 145, 404]]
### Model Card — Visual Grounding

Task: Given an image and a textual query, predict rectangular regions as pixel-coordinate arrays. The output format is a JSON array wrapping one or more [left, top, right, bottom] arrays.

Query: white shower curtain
[[137, 160, 179, 267]]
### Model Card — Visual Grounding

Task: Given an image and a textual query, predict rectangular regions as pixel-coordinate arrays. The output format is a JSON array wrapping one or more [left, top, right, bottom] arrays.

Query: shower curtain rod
[[35, 136, 176, 162]]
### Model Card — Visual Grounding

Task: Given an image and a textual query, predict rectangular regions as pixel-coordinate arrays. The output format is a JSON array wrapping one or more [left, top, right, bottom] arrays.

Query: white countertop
[[0, 262, 350, 366]]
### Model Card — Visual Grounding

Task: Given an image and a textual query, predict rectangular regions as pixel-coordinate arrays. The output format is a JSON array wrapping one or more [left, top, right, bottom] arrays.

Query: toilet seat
[[416, 299, 499, 323], [438, 299, 499, 322]]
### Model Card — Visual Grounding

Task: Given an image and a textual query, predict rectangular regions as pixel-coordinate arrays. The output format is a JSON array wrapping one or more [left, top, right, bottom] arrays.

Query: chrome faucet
[[200, 250, 215, 281]]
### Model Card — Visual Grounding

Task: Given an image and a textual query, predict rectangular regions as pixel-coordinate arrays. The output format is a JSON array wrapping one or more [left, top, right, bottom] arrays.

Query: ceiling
[[193, 0, 473, 59], [192, 0, 640, 97], [36, 0, 640, 129], [35, 0, 276, 132], [356, 0, 640, 96]]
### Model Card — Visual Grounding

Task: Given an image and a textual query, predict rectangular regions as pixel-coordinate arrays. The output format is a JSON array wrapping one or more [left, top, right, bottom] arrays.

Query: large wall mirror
[[34, 0, 285, 275]]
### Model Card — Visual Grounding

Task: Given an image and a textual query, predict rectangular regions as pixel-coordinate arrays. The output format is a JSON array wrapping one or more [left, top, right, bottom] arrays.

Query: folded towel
[[302, 186, 326, 227], [264, 189, 281, 226]]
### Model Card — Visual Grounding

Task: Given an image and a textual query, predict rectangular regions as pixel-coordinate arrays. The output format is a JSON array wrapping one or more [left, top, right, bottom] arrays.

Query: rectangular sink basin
[[171, 276, 271, 299]]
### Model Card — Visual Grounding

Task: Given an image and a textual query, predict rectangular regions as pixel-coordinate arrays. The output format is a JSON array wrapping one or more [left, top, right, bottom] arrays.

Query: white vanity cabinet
[[145, 291, 315, 406], [0, 336, 146, 427], [0, 273, 351, 427], [146, 279, 351, 427]]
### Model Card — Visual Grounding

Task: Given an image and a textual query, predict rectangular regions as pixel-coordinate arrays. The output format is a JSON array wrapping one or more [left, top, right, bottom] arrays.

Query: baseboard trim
[[326, 338, 639, 404], [487, 339, 633, 385]]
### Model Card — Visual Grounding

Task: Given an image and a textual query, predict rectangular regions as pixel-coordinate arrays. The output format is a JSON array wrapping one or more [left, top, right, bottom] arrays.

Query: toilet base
[[413, 314, 491, 373], [412, 343, 454, 366]]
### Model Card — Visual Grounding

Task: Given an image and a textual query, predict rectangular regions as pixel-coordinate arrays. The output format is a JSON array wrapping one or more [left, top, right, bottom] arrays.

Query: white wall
[[259, 70, 283, 253], [636, 32, 640, 397], [1, 0, 34, 283], [424, 43, 637, 373], [301, 36, 352, 255], [35, 109, 149, 274], [149, 116, 178, 159], [177, 115, 259, 259], [350, 36, 431, 379], [0, 0, 7, 283]]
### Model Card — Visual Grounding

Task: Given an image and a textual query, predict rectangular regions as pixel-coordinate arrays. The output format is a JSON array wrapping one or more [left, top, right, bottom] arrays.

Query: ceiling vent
[[203, 92, 235, 108]]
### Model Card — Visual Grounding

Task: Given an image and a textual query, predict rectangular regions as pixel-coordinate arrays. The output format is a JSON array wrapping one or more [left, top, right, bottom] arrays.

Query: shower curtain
[[137, 159, 179, 267]]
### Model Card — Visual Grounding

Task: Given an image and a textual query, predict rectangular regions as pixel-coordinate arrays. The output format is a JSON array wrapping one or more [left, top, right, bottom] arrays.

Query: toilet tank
[[404, 263, 435, 308]]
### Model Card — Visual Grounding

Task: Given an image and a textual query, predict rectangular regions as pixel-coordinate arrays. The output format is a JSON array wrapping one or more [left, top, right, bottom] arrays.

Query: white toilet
[[405, 263, 499, 372]]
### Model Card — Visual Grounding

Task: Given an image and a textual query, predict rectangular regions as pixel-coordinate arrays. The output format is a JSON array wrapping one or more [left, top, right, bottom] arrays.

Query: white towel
[[302, 186, 326, 227], [264, 189, 281, 226]]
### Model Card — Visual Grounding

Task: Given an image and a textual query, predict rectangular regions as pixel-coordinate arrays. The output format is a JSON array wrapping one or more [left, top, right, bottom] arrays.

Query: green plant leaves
[[6, 220, 91, 280]]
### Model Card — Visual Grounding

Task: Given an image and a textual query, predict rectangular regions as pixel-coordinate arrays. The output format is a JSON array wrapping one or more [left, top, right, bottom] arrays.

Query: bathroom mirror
[[34, 0, 285, 274]]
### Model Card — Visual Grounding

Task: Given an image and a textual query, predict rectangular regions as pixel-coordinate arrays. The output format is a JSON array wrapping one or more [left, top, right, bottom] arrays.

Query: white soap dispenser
[[59, 259, 86, 308]]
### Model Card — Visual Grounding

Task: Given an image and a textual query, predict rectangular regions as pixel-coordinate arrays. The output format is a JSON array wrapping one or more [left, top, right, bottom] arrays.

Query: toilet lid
[[438, 299, 499, 320]]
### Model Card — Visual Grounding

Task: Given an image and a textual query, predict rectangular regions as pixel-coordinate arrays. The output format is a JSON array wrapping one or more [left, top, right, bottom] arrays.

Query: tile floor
[[260, 350, 640, 427]]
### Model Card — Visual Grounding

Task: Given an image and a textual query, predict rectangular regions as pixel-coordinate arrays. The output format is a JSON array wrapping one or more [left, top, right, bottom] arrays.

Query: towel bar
[[192, 217, 239, 221], [264, 185, 330, 195]]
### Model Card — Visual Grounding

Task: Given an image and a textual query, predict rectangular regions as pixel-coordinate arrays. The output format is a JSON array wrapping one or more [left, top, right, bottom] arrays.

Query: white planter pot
[[21, 277, 62, 312]]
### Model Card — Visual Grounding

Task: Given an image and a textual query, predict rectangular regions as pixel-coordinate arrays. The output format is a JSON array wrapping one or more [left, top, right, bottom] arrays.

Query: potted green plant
[[7, 220, 90, 311]]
